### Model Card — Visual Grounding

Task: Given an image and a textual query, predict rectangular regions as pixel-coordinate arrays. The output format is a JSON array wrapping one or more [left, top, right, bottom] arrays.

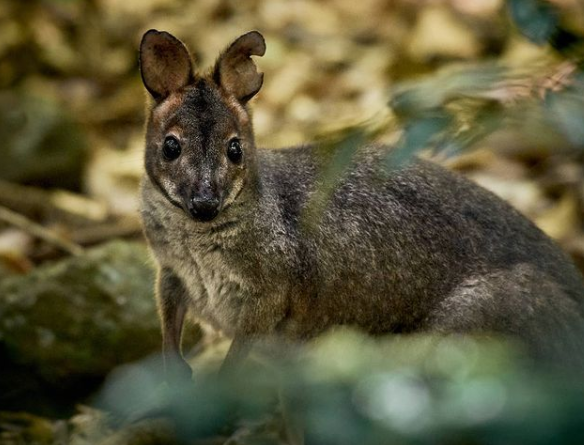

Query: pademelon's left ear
[[213, 31, 266, 104], [139, 29, 195, 101]]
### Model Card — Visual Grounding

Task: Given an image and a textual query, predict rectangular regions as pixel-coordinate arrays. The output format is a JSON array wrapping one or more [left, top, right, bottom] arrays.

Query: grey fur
[[139, 31, 584, 373]]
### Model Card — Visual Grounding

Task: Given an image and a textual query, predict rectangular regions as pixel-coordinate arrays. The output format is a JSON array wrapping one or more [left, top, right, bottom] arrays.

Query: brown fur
[[138, 30, 584, 377], [213, 31, 266, 103], [140, 30, 194, 101]]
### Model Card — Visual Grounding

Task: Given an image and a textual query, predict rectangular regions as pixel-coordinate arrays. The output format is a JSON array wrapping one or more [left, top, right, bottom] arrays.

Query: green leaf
[[507, 0, 559, 45], [386, 112, 453, 169], [545, 81, 584, 146], [389, 64, 506, 118], [302, 127, 368, 230]]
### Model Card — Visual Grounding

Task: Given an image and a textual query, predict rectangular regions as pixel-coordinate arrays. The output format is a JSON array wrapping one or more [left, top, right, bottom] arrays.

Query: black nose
[[187, 195, 220, 221]]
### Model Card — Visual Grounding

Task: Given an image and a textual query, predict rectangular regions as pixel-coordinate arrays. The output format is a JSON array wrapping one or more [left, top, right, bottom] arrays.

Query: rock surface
[[0, 241, 159, 416]]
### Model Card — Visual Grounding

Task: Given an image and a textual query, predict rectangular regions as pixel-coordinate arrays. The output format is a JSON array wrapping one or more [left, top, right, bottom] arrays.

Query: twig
[[0, 179, 106, 226], [0, 205, 85, 256], [69, 216, 143, 245]]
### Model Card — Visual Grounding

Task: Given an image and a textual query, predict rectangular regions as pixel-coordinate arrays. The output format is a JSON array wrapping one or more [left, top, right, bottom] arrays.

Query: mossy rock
[[0, 241, 159, 416]]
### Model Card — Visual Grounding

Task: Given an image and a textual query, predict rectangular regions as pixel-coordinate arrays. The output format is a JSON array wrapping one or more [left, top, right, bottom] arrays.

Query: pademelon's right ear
[[139, 30, 194, 101]]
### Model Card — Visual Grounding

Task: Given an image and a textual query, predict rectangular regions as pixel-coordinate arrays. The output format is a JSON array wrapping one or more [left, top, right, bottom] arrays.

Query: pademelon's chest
[[143, 201, 251, 328], [184, 239, 252, 333]]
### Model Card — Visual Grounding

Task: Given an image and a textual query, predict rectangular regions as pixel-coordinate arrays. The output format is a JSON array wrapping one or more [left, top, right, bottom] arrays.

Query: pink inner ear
[[140, 30, 194, 100]]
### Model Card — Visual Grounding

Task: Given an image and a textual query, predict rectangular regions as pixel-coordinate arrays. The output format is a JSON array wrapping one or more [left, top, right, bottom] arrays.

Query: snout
[[186, 194, 220, 221]]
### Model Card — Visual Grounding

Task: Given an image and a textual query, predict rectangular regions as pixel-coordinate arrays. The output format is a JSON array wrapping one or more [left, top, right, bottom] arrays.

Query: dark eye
[[227, 138, 242, 164], [162, 136, 181, 161]]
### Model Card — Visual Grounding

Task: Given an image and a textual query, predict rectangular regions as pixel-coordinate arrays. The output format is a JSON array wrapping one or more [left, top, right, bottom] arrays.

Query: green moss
[[0, 241, 161, 415]]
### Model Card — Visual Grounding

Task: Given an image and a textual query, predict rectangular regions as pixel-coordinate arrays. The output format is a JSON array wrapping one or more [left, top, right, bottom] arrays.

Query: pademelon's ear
[[139, 29, 194, 101], [213, 31, 266, 104]]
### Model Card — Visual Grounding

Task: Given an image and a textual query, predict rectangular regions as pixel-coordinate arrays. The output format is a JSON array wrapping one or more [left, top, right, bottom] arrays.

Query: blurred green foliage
[[508, 0, 559, 45], [98, 331, 584, 445], [320, 0, 584, 189]]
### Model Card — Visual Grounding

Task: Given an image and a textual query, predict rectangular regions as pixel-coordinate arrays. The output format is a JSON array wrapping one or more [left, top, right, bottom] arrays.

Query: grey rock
[[0, 241, 159, 416]]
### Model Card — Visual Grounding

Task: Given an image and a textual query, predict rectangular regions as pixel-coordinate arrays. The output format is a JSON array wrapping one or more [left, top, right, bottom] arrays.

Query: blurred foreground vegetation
[[96, 331, 584, 445], [2, 0, 584, 443]]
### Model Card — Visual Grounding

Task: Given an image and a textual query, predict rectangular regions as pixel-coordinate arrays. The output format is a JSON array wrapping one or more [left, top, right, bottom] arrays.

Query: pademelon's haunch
[[139, 29, 584, 377]]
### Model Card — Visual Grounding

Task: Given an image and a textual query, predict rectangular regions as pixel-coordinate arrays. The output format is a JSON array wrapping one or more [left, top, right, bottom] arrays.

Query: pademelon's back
[[258, 144, 584, 368], [260, 144, 584, 313]]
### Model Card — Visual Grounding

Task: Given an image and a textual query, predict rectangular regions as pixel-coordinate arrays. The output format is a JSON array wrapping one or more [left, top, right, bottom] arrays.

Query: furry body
[[142, 144, 584, 365], [139, 30, 584, 372]]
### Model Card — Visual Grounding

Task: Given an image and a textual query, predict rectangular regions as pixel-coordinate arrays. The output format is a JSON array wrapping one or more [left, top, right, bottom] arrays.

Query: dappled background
[[2, 0, 584, 443]]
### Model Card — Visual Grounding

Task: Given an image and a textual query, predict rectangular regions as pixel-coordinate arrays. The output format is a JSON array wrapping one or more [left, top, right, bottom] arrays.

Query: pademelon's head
[[139, 29, 265, 222]]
